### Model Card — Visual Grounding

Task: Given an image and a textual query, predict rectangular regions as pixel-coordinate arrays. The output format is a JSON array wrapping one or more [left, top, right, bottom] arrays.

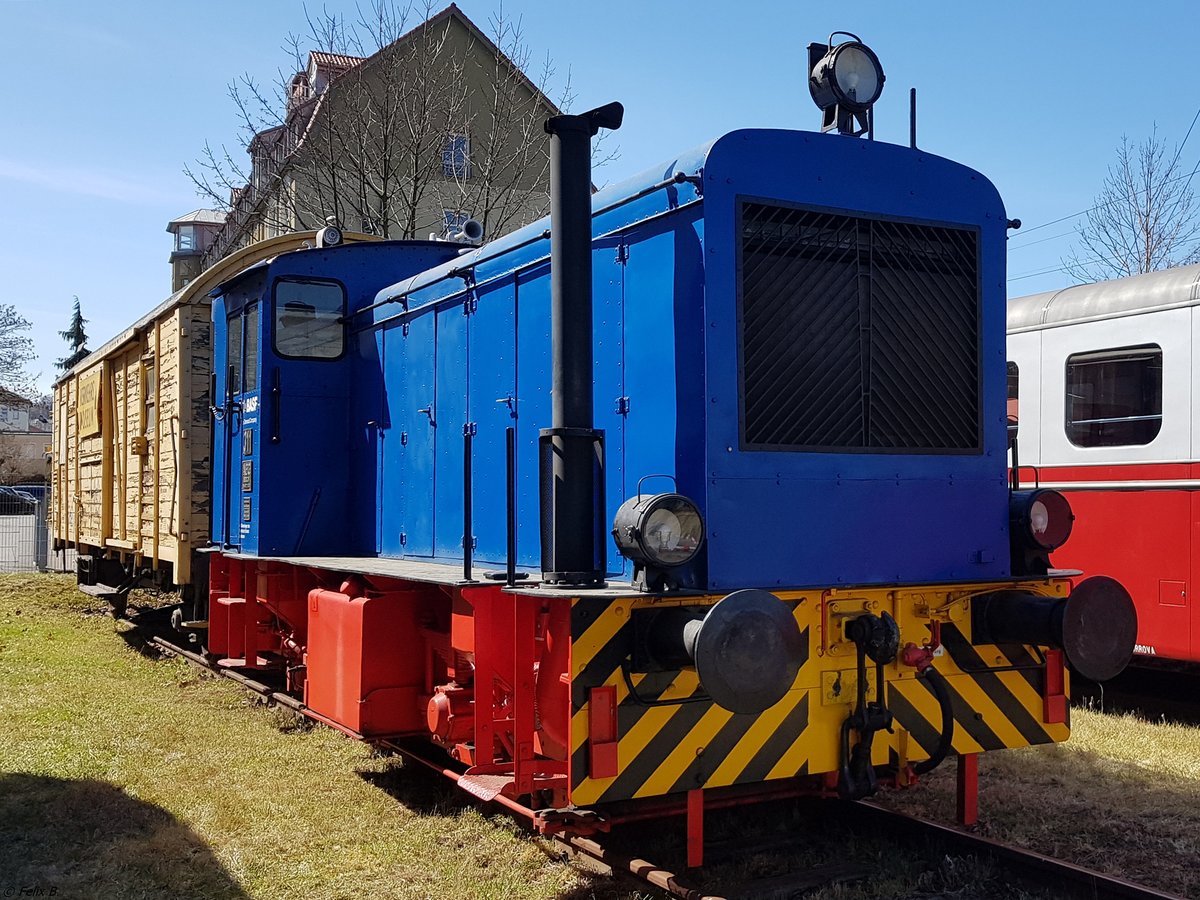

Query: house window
[[176, 225, 196, 252], [443, 133, 470, 179], [443, 209, 468, 234], [1065, 345, 1162, 447]]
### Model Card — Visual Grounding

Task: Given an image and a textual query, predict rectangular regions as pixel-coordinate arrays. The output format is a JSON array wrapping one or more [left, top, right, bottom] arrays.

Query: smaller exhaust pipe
[[971, 575, 1136, 682]]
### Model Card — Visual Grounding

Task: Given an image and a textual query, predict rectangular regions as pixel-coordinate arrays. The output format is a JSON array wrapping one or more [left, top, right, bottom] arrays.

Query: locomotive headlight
[[1011, 489, 1074, 551], [809, 35, 885, 113], [316, 224, 342, 248], [613, 491, 704, 571]]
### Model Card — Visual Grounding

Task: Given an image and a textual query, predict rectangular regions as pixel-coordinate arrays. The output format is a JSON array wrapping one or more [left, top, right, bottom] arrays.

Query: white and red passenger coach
[[1008, 263, 1200, 667]]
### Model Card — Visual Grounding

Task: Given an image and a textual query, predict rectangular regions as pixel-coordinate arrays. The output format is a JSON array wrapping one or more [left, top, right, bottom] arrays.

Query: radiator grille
[[739, 202, 981, 452]]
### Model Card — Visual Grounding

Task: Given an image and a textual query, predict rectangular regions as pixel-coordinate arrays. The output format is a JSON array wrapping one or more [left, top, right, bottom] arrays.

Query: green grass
[[0, 574, 614, 900]]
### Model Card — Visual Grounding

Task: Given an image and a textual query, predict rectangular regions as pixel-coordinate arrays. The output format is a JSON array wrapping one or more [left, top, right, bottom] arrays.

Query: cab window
[[226, 313, 242, 394], [274, 279, 346, 360], [244, 303, 260, 391]]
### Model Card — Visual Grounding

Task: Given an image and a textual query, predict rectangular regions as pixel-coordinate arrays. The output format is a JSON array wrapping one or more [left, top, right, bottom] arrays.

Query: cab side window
[[274, 280, 346, 360], [226, 313, 242, 394], [244, 303, 260, 391]]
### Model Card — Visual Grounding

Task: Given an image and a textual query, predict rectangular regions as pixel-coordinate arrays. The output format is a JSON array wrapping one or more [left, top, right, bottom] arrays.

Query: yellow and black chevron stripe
[[888, 622, 1069, 760], [567, 585, 1071, 806], [568, 595, 821, 806]]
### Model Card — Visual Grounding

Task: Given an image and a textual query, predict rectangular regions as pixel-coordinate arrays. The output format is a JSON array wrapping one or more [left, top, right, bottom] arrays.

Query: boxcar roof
[[53, 287, 190, 386], [55, 230, 379, 387], [1008, 262, 1200, 332]]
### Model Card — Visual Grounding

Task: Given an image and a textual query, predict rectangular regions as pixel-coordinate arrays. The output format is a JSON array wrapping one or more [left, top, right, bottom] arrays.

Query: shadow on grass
[[116, 621, 167, 659], [357, 754, 475, 818], [0, 774, 248, 899]]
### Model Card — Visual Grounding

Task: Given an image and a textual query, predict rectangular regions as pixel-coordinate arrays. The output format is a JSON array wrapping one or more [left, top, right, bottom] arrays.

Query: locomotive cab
[[210, 242, 461, 557]]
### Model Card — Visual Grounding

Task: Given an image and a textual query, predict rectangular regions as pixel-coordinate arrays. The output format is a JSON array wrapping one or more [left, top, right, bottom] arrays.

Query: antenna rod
[[909, 88, 917, 149]]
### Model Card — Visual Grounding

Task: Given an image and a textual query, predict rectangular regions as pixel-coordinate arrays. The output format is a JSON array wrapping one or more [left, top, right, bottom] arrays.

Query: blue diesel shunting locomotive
[[204, 39, 1135, 864]]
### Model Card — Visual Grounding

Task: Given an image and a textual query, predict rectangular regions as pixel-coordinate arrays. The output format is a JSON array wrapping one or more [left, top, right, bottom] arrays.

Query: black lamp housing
[[612, 489, 705, 592], [1009, 489, 1075, 576], [808, 33, 886, 136]]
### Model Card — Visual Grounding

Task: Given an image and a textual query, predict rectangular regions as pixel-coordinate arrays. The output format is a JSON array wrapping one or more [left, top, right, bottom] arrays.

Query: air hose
[[912, 665, 954, 775]]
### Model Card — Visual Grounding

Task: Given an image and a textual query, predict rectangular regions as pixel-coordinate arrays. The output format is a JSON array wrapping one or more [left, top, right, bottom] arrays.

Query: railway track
[[143, 625, 1182, 900]]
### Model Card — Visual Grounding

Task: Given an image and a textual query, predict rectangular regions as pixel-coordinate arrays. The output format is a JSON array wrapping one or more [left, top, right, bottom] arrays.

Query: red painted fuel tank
[[304, 587, 427, 736]]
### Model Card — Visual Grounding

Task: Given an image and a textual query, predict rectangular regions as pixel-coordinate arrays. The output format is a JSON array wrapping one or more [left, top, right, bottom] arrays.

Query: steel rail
[[851, 801, 1183, 900], [147, 634, 304, 712]]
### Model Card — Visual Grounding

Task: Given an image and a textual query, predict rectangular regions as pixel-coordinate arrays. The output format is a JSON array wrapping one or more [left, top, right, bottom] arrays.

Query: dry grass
[[882, 706, 1200, 897], [0, 574, 622, 900]]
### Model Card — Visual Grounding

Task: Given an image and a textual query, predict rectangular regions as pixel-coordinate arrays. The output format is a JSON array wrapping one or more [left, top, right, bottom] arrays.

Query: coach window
[[274, 279, 345, 360], [1006, 361, 1018, 447], [1065, 345, 1162, 447]]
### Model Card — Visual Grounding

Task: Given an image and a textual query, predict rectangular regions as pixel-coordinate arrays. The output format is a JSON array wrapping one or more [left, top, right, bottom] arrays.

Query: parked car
[[0, 487, 36, 514]]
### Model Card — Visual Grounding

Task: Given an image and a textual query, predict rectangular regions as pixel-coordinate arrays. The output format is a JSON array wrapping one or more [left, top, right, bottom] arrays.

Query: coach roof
[[1008, 263, 1200, 332]]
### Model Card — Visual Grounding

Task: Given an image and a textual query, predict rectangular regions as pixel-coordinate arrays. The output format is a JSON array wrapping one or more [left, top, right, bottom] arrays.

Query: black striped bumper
[[567, 582, 1071, 806]]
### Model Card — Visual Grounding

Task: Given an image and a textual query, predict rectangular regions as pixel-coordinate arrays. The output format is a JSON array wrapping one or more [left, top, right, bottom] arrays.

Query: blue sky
[[3, 0, 1199, 394]]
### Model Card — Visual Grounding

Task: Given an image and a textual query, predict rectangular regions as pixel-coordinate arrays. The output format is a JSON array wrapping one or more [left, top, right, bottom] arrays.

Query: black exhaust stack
[[539, 101, 624, 587]]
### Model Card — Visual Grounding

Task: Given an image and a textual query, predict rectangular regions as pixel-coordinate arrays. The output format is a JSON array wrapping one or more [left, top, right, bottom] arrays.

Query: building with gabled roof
[[0, 388, 32, 434], [203, 3, 560, 265]]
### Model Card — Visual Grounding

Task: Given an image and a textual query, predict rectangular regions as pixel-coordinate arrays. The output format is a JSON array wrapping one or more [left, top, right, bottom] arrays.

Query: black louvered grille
[[740, 202, 980, 452]]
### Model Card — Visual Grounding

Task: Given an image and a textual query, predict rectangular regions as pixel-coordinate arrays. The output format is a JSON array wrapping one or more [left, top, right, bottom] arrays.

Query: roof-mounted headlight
[[316, 215, 343, 249], [808, 32, 885, 136], [612, 478, 704, 592]]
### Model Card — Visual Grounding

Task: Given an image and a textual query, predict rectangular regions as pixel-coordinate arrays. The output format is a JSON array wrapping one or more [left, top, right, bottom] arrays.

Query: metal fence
[[0, 484, 74, 574]]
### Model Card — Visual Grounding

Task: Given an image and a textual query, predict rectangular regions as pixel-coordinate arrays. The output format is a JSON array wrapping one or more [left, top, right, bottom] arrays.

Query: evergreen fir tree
[[56, 297, 89, 372]]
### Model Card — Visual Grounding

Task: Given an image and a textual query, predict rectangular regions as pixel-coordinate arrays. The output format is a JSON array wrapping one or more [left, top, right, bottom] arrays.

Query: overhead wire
[[1008, 105, 1200, 244], [1006, 104, 1200, 285], [1007, 232, 1200, 283]]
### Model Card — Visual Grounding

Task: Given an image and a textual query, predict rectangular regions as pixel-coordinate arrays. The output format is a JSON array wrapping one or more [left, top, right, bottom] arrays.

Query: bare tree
[[0, 305, 36, 398], [186, 1, 587, 257], [1063, 127, 1200, 283]]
